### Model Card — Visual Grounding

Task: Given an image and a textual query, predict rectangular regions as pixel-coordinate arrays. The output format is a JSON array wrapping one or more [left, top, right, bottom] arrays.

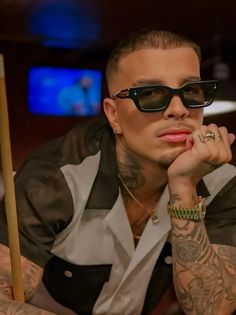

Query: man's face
[[106, 47, 204, 168]]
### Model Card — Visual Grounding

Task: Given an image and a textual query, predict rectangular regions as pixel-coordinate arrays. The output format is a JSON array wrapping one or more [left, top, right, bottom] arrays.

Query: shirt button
[[64, 270, 73, 278], [164, 255, 173, 265]]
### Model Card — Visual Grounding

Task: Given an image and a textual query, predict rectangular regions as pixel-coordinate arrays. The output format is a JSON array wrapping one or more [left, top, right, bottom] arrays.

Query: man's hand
[[167, 123, 235, 193]]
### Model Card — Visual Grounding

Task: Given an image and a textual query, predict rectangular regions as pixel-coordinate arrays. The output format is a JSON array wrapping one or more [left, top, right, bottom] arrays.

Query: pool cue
[[0, 53, 25, 302]]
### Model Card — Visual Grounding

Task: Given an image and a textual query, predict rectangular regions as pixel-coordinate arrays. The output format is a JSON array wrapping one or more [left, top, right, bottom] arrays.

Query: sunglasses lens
[[128, 81, 218, 112], [183, 82, 217, 107], [138, 86, 170, 111]]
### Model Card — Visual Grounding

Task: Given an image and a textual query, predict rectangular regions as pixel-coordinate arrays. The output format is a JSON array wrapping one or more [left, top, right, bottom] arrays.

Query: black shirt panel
[[205, 175, 236, 247]]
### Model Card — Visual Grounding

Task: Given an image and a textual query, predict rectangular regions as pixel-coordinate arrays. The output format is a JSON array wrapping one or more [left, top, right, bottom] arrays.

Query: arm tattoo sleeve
[[171, 220, 236, 315], [0, 244, 56, 314]]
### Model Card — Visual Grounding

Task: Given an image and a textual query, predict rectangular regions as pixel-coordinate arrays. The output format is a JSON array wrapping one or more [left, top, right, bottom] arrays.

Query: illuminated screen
[[28, 66, 102, 116]]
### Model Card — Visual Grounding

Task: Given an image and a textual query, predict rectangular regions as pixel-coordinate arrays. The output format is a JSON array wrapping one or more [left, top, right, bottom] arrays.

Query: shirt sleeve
[[0, 158, 74, 268], [205, 175, 236, 247]]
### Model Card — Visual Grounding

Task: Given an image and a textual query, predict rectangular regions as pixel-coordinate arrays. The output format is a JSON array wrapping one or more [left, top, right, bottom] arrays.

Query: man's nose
[[163, 95, 189, 119]]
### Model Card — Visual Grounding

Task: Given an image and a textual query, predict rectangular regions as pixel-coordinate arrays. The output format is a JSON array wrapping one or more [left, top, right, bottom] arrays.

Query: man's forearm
[[0, 244, 56, 314], [170, 219, 236, 315]]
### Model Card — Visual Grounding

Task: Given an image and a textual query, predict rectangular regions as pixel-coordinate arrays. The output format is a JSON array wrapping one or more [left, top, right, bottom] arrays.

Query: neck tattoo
[[118, 174, 159, 231]]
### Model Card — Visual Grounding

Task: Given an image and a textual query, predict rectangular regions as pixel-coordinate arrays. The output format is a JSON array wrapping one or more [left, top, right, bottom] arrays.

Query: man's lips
[[158, 129, 192, 143]]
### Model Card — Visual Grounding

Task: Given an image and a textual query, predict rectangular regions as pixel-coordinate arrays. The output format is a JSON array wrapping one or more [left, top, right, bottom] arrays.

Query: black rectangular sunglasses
[[111, 80, 219, 112]]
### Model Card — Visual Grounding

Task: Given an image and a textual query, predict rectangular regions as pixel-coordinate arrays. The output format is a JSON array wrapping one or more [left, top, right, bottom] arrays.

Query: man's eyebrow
[[132, 76, 201, 87], [132, 79, 163, 86], [179, 76, 201, 85]]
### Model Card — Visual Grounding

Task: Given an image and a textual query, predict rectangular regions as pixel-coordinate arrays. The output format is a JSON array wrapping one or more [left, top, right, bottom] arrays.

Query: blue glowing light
[[29, 0, 101, 48]]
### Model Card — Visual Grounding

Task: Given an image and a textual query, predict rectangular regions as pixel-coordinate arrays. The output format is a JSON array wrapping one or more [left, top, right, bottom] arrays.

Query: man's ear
[[103, 98, 122, 134]]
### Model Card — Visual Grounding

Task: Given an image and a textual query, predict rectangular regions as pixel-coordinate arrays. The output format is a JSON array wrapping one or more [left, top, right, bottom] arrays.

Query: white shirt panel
[[94, 185, 171, 315]]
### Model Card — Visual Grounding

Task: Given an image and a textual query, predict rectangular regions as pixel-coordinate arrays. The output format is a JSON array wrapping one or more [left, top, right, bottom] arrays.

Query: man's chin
[[157, 147, 186, 168]]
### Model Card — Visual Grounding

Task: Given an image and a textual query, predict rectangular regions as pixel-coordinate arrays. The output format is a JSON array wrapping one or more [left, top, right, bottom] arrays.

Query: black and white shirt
[[1, 117, 236, 315]]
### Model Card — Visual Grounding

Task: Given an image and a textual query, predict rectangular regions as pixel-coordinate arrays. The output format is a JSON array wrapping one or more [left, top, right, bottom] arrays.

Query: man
[[58, 76, 100, 116], [1, 29, 236, 315]]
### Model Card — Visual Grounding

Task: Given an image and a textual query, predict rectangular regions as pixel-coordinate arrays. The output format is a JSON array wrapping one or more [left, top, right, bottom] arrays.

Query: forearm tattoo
[[0, 244, 54, 314], [169, 193, 198, 206], [0, 261, 41, 300], [171, 220, 236, 315]]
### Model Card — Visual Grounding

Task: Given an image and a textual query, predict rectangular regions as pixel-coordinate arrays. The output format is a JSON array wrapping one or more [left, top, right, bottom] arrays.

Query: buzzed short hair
[[106, 29, 201, 88]]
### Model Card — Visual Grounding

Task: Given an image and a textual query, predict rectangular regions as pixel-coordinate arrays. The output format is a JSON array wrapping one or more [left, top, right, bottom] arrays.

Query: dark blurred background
[[0, 0, 236, 169]]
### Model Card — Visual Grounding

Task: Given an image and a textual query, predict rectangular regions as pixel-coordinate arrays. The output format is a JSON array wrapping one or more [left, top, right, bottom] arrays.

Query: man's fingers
[[228, 133, 235, 145]]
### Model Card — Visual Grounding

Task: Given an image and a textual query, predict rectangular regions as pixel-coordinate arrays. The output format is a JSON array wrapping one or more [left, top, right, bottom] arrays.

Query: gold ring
[[204, 130, 215, 141]]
